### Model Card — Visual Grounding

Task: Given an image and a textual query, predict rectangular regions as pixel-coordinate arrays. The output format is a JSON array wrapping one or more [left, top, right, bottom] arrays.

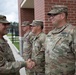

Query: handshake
[[25, 59, 35, 69]]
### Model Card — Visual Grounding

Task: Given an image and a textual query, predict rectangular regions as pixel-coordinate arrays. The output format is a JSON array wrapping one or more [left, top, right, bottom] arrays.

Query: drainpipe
[[19, 20, 23, 56], [19, 36, 23, 56]]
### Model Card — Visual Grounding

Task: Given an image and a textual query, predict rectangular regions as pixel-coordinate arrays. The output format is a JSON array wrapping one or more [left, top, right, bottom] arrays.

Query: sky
[[0, 0, 18, 22]]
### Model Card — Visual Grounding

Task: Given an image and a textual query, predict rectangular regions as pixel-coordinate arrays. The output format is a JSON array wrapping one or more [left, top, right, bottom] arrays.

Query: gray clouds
[[0, 0, 18, 22]]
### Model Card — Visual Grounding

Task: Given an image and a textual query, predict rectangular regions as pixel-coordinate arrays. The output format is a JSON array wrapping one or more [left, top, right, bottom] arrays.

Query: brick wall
[[34, 0, 45, 20], [19, 0, 76, 34], [21, 8, 34, 23], [34, 0, 47, 33], [45, 0, 76, 33], [18, 0, 34, 36], [34, 0, 76, 33], [21, 8, 34, 36]]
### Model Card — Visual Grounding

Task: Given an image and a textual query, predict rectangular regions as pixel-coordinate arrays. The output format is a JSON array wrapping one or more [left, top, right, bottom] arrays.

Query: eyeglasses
[[49, 13, 59, 17], [48, 13, 60, 19]]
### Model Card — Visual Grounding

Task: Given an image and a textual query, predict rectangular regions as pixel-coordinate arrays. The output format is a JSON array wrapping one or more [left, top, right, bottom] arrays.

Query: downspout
[[19, 36, 23, 56]]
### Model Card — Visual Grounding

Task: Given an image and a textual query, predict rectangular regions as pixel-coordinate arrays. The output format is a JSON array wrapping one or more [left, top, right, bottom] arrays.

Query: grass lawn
[[13, 42, 20, 50], [7, 33, 20, 50]]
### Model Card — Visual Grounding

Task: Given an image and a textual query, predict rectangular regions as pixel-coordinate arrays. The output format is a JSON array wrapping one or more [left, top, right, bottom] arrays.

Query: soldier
[[22, 21, 34, 60], [0, 15, 35, 75], [45, 5, 76, 75], [22, 21, 35, 75], [29, 20, 46, 75]]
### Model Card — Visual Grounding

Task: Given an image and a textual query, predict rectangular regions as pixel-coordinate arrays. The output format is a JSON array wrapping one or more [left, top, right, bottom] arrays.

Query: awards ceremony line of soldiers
[[0, 4, 76, 75]]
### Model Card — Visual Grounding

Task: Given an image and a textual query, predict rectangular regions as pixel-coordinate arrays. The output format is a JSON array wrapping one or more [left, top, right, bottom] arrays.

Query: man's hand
[[26, 59, 35, 69]]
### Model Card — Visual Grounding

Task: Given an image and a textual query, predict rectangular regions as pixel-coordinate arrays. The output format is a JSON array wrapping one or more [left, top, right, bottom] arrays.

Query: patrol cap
[[22, 21, 30, 26], [47, 5, 68, 15], [0, 15, 10, 24], [30, 20, 43, 26]]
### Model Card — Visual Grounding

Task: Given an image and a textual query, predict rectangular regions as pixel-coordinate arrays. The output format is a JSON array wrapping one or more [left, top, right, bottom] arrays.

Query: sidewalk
[[3, 35, 26, 75]]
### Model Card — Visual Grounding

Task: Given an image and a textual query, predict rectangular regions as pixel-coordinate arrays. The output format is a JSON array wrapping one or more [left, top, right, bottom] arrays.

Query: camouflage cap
[[22, 21, 30, 26], [0, 15, 10, 24], [47, 5, 68, 15], [30, 20, 43, 26]]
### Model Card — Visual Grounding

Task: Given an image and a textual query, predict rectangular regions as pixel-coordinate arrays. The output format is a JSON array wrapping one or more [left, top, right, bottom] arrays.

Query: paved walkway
[[3, 35, 26, 75]]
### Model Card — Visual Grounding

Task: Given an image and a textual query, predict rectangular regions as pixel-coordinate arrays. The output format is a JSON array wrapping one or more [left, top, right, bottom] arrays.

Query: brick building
[[18, 0, 76, 35], [18, 0, 76, 54]]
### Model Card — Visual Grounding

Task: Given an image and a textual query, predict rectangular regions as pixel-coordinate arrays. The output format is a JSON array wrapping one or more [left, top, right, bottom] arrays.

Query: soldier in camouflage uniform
[[22, 21, 34, 61], [0, 15, 35, 75], [45, 5, 76, 75], [22, 21, 35, 75], [29, 20, 46, 75]]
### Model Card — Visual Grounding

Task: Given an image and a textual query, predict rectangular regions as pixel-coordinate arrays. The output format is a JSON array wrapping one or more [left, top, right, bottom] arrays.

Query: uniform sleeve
[[73, 27, 76, 54], [40, 34, 46, 52], [0, 50, 26, 74], [22, 32, 34, 60], [22, 42, 32, 60], [34, 34, 46, 65], [73, 27, 76, 75]]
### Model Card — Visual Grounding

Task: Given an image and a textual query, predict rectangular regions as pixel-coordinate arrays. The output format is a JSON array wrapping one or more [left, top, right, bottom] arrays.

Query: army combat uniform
[[0, 38, 26, 75], [45, 23, 76, 75], [31, 32, 46, 75], [22, 21, 35, 75], [23, 31, 34, 60], [23, 31, 34, 75], [22, 21, 34, 60]]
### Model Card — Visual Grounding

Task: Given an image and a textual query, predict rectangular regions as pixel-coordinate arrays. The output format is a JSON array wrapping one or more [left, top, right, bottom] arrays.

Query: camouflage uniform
[[45, 5, 76, 75], [0, 38, 26, 75], [22, 21, 35, 75], [45, 24, 76, 75], [22, 21, 34, 60], [0, 15, 26, 75], [23, 32, 34, 75], [31, 32, 46, 75], [23, 31, 34, 60], [30, 20, 46, 75]]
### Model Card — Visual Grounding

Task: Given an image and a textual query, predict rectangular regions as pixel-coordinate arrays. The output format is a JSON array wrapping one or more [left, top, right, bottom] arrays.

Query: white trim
[[21, 0, 26, 7]]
